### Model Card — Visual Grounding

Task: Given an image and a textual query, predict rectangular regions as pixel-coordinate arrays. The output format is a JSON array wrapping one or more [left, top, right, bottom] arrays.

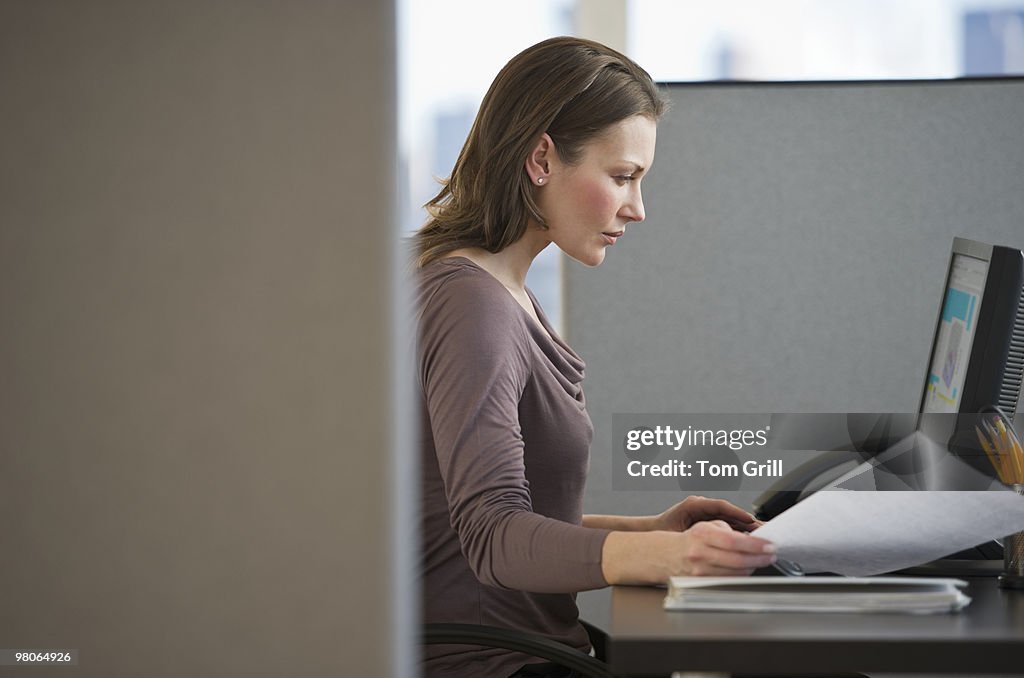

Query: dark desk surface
[[578, 577, 1024, 676]]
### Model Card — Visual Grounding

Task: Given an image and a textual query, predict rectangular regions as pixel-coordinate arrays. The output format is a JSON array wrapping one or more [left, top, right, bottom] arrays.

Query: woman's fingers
[[681, 521, 777, 575], [685, 496, 758, 528], [693, 520, 775, 553]]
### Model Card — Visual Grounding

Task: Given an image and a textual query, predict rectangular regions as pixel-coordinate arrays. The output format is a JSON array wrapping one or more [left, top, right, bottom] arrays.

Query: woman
[[414, 37, 777, 677]]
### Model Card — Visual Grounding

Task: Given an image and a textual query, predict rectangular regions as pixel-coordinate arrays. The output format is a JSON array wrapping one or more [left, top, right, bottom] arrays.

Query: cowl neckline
[[438, 256, 586, 391]]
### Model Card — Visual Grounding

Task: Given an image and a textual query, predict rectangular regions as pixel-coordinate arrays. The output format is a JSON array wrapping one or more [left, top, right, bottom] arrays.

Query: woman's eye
[[614, 175, 634, 185]]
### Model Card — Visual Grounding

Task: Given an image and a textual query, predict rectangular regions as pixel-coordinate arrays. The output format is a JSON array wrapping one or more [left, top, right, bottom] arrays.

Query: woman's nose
[[623, 190, 645, 223]]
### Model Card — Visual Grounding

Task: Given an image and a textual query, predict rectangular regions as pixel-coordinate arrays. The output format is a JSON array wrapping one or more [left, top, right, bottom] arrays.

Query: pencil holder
[[999, 484, 1024, 589]]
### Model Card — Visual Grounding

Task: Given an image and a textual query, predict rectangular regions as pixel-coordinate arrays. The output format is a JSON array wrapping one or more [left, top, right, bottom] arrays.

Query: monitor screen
[[922, 253, 989, 414], [919, 237, 1024, 421]]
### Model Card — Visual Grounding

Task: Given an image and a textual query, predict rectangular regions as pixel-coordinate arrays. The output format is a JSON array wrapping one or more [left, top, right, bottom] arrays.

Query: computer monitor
[[754, 237, 1022, 546], [800, 237, 1023, 569], [917, 236, 1024, 475]]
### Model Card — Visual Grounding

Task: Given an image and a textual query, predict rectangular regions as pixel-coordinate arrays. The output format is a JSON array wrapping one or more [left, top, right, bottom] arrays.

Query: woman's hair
[[413, 36, 668, 267]]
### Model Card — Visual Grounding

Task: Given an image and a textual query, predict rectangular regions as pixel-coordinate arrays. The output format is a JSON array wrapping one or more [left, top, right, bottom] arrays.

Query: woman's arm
[[420, 272, 610, 594], [601, 523, 777, 585], [587, 496, 772, 584], [585, 496, 761, 533], [583, 514, 655, 531]]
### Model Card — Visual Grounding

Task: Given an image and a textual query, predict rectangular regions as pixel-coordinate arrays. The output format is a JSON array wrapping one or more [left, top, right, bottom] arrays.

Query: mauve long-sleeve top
[[417, 256, 611, 678]]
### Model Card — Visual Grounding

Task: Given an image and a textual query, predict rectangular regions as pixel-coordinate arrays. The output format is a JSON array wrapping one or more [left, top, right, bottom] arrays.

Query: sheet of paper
[[754, 488, 1024, 576]]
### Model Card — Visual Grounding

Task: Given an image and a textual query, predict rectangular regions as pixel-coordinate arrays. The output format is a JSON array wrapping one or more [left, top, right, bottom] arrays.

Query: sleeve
[[419, 273, 610, 593]]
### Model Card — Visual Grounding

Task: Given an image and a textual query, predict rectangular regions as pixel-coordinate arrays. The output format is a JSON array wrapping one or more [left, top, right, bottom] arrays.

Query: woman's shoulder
[[418, 256, 517, 312], [416, 256, 531, 348]]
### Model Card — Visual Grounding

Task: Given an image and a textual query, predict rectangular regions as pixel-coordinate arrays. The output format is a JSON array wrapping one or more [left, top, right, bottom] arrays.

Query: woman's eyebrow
[[616, 161, 645, 173]]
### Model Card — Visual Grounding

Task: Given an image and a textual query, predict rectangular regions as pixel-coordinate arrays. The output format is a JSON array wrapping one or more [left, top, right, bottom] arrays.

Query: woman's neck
[[448, 228, 550, 292]]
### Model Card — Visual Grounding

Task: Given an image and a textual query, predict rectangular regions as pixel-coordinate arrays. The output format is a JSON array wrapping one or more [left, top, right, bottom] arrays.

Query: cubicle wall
[[1, 2, 409, 676], [566, 79, 1024, 515]]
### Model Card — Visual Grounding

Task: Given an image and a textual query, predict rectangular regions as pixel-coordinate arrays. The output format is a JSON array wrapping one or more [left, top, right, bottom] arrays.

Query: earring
[[536, 177, 545, 185]]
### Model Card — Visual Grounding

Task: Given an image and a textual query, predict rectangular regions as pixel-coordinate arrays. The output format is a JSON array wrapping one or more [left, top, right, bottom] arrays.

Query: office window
[[627, 0, 1024, 81]]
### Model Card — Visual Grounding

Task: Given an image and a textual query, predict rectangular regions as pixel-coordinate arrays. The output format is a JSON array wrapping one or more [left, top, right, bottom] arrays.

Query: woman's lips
[[602, 230, 625, 246]]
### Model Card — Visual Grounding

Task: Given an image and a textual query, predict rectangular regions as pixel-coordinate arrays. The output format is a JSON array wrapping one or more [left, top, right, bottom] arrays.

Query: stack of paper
[[664, 576, 970, 614]]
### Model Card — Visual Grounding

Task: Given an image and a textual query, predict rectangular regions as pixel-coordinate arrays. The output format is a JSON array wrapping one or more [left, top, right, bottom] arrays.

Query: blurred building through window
[[399, 0, 1024, 335], [964, 7, 1024, 74]]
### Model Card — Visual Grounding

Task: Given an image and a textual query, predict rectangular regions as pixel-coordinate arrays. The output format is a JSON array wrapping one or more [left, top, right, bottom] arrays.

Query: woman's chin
[[565, 249, 607, 268]]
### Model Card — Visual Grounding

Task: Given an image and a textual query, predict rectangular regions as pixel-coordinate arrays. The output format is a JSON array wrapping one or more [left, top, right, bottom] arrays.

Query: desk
[[578, 578, 1024, 676]]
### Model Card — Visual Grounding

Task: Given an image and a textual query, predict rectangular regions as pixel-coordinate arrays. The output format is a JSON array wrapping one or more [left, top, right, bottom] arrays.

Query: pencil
[[999, 419, 1024, 456], [982, 420, 1005, 471], [1003, 420, 1024, 483], [978, 425, 1011, 483], [995, 418, 1024, 484]]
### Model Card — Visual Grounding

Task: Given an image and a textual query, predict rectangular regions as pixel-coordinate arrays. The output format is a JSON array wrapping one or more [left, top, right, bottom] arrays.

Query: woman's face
[[535, 114, 657, 267]]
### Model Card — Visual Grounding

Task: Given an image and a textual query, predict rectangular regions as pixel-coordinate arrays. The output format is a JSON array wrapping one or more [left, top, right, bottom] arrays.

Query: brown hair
[[413, 36, 668, 267]]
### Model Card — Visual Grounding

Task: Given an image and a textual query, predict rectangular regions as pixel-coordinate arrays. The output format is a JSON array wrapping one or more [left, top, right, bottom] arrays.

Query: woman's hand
[[666, 520, 775, 576], [596, 496, 776, 584], [601, 521, 776, 584], [652, 495, 761, 533]]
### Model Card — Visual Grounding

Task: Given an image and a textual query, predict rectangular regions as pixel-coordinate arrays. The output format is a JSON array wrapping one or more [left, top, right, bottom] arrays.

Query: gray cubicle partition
[[566, 79, 1024, 516]]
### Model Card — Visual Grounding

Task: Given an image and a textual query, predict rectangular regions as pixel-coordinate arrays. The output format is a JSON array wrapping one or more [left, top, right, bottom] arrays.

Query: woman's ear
[[525, 133, 555, 186]]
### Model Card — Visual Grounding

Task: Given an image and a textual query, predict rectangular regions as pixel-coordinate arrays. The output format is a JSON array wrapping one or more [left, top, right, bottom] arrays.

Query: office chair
[[422, 623, 618, 678]]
